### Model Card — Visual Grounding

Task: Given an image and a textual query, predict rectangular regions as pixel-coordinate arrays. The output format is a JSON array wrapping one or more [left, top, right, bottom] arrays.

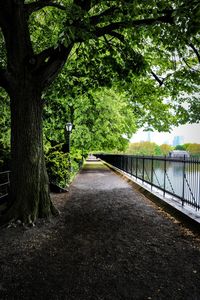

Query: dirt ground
[[1, 160, 200, 300]]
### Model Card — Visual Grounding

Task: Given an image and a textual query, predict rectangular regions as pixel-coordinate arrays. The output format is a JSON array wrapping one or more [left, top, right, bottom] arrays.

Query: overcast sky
[[131, 123, 200, 145]]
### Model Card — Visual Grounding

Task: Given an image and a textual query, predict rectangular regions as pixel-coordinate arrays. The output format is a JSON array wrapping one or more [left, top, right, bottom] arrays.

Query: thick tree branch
[[0, 68, 9, 91], [151, 71, 164, 86], [151, 71, 174, 86], [182, 58, 198, 72], [189, 43, 200, 63], [73, 0, 92, 12], [0, 1, 34, 71], [93, 14, 174, 38], [108, 31, 125, 42], [89, 6, 119, 25], [31, 46, 56, 70], [35, 43, 73, 88], [90, 7, 173, 27], [25, 0, 66, 16]]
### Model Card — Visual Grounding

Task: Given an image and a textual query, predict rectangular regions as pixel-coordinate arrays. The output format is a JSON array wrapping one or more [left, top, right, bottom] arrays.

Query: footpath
[[1, 159, 200, 300]]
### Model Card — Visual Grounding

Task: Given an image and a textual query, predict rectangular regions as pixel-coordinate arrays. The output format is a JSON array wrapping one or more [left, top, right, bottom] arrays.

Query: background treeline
[[126, 142, 200, 156]]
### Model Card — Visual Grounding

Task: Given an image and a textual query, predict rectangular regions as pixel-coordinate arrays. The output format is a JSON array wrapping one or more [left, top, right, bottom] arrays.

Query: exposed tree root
[[0, 198, 60, 228]]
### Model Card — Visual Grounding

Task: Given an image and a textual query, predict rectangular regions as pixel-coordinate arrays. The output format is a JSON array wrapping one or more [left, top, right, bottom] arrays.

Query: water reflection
[[134, 159, 200, 206]]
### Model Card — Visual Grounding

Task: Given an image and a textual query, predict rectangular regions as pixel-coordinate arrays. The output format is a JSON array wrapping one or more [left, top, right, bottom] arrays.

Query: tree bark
[[0, 1, 67, 225], [2, 80, 58, 225]]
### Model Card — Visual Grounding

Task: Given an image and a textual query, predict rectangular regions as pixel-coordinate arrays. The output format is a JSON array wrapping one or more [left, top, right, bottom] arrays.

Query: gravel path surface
[[1, 159, 200, 300]]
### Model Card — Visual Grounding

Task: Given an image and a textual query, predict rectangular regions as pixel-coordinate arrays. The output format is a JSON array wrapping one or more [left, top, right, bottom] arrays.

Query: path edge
[[100, 160, 200, 233]]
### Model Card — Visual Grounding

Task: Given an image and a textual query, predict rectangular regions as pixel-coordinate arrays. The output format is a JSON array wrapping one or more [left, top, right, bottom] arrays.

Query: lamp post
[[65, 122, 73, 153]]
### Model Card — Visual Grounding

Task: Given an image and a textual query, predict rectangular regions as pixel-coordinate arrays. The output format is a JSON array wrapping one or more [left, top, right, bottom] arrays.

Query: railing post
[[182, 155, 186, 206], [131, 156, 133, 176], [136, 156, 138, 179], [151, 156, 154, 191], [142, 155, 144, 182], [163, 155, 166, 197], [96, 153, 200, 212]]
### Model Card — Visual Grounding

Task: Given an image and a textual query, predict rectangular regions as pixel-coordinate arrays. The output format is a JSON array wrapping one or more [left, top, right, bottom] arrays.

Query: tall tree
[[0, 0, 199, 224]]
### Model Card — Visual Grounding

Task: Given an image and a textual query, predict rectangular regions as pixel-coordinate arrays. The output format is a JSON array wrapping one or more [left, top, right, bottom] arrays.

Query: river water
[[135, 159, 200, 208]]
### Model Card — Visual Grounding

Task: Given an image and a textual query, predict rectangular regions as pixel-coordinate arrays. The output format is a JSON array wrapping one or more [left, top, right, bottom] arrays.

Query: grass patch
[[83, 161, 108, 170]]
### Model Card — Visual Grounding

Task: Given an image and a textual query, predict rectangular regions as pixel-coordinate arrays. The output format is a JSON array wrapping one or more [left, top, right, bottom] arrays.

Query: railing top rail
[[96, 154, 200, 164], [0, 170, 11, 175], [95, 153, 200, 211], [0, 182, 10, 187]]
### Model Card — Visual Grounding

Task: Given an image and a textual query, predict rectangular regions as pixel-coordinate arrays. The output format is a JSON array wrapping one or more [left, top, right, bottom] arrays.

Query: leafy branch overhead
[[0, 1, 175, 88], [0, 1, 199, 91]]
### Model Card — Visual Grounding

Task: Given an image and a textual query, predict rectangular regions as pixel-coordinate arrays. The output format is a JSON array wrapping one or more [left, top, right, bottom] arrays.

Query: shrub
[[45, 146, 71, 188], [45, 144, 83, 188]]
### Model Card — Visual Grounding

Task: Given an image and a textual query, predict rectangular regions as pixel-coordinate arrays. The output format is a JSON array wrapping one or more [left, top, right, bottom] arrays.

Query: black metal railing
[[95, 154, 200, 211], [0, 171, 10, 202]]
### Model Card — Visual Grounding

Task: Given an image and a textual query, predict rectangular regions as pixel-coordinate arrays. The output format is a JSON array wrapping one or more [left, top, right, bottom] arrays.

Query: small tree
[[160, 144, 173, 156]]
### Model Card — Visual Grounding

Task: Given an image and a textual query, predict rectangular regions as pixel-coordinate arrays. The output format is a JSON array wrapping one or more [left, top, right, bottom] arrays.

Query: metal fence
[[0, 171, 10, 202], [95, 154, 200, 211]]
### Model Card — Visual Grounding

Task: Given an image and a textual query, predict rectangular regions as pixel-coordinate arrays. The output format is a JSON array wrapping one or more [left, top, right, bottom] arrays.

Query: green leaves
[[0, 89, 10, 149], [1, 0, 200, 157], [44, 83, 137, 152], [72, 88, 136, 152]]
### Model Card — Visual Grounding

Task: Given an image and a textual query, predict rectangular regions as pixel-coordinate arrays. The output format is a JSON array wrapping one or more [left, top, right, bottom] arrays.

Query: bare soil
[[1, 160, 200, 300]]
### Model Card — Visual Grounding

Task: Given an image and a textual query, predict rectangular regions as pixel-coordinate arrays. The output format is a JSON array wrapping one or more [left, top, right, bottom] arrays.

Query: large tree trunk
[[0, 0, 69, 225], [3, 81, 58, 225]]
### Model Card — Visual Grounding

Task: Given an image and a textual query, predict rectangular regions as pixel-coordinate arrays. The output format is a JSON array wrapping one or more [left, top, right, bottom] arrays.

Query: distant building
[[168, 150, 190, 158], [172, 136, 184, 147]]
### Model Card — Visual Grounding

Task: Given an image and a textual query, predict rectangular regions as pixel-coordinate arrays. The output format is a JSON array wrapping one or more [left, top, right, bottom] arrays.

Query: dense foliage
[[127, 142, 172, 156]]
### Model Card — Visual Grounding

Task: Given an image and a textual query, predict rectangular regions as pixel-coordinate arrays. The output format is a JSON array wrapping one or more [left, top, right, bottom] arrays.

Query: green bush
[[45, 144, 83, 188], [45, 148, 70, 188]]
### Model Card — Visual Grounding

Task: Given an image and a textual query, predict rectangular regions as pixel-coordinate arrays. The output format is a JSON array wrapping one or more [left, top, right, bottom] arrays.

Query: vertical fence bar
[[130, 156, 133, 175], [199, 160, 200, 209], [195, 158, 197, 209], [163, 156, 166, 197], [136, 156, 138, 179], [142, 156, 144, 182], [182, 155, 186, 207], [151, 156, 154, 191], [96, 154, 200, 212], [192, 157, 194, 208]]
